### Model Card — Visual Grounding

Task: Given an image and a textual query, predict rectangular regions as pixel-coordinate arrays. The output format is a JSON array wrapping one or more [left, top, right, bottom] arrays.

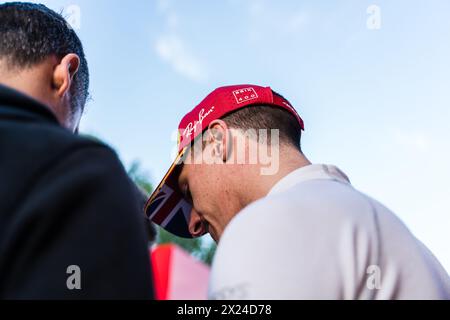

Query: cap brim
[[144, 148, 194, 238]]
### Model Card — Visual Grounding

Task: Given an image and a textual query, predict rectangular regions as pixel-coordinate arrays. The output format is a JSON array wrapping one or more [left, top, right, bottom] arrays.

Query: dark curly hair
[[0, 2, 89, 112]]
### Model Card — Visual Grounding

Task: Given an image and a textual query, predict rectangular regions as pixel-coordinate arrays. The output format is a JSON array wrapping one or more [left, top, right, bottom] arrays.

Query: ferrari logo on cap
[[233, 87, 258, 104]]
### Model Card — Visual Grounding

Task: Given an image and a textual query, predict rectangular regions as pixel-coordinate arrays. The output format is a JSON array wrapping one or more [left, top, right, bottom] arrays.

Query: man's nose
[[188, 209, 207, 237]]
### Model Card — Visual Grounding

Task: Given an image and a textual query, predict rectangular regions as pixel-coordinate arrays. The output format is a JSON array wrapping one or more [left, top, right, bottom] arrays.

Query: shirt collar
[[268, 164, 351, 196]]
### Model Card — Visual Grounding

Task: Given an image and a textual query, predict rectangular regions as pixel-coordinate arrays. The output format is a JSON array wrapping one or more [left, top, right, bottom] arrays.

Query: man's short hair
[[0, 2, 89, 112], [222, 92, 303, 152]]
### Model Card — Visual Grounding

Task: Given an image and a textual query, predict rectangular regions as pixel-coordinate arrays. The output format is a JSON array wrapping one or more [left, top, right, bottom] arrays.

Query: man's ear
[[207, 120, 231, 162], [52, 53, 80, 98]]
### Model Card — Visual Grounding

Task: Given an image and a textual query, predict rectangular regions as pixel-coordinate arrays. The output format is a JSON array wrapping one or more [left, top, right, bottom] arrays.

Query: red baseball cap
[[145, 85, 304, 238]]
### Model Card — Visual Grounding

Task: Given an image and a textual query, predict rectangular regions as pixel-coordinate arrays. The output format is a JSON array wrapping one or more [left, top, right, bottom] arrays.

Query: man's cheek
[[197, 189, 214, 213]]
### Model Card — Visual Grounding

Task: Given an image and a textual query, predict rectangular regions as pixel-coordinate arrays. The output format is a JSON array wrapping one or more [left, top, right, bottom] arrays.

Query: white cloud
[[154, 1, 208, 83], [155, 34, 208, 83]]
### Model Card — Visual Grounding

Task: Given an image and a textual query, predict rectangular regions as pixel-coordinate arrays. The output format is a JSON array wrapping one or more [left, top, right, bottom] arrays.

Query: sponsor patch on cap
[[233, 87, 259, 104]]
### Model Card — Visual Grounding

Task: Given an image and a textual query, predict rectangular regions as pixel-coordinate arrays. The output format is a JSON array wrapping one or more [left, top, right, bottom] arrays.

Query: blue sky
[[9, 0, 450, 273]]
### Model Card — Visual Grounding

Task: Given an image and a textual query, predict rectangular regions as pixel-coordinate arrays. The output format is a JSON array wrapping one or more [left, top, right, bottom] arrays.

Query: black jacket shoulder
[[0, 85, 154, 299]]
